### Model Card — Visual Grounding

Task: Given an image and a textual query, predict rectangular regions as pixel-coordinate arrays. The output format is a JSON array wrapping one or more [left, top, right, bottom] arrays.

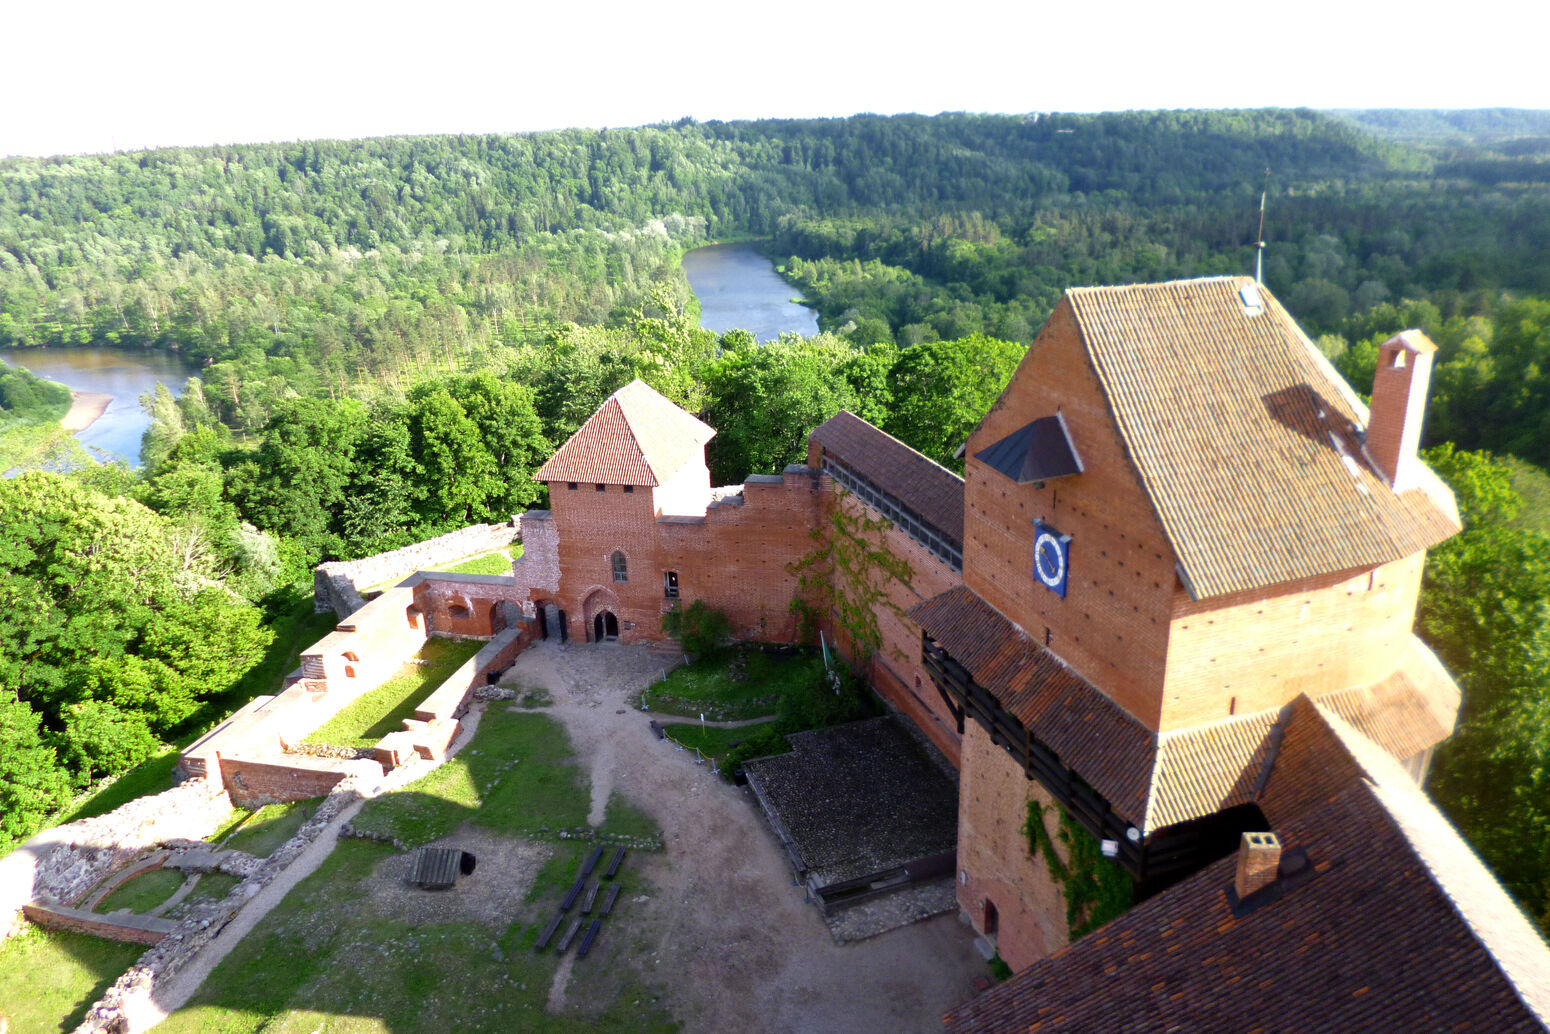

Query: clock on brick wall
[[1033, 521, 1071, 597]]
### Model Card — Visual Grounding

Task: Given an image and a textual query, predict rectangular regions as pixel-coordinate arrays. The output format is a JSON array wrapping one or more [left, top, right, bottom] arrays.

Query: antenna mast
[[1256, 168, 1270, 285]]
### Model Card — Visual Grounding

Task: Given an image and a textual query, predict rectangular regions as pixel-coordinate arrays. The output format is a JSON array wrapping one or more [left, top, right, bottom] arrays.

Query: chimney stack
[[1366, 330, 1438, 493], [1235, 831, 1282, 900]]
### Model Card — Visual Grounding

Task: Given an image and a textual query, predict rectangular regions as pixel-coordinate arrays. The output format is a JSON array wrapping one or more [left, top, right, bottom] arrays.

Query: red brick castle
[[514, 277, 1550, 1031]]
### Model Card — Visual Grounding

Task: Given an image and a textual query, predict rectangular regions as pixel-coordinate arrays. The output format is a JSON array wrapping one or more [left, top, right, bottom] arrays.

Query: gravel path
[[506, 641, 985, 1034]]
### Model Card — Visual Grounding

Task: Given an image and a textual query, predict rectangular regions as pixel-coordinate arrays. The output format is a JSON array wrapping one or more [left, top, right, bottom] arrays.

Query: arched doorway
[[556, 609, 568, 643], [593, 610, 619, 642]]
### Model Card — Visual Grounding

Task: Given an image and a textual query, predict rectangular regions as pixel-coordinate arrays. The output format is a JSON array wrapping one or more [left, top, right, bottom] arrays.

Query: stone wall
[[313, 519, 520, 617], [73, 763, 379, 1034], [0, 776, 234, 943]]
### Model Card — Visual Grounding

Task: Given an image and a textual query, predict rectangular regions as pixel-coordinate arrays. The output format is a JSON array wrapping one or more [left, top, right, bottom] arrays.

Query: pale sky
[[5, 0, 1548, 158]]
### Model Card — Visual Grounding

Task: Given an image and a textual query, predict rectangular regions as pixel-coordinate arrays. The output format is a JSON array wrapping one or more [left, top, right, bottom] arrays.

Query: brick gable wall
[[964, 301, 1178, 729]]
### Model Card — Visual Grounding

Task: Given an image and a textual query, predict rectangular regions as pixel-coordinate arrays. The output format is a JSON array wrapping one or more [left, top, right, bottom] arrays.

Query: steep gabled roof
[[1064, 277, 1459, 599], [534, 380, 714, 487], [945, 705, 1550, 1034]]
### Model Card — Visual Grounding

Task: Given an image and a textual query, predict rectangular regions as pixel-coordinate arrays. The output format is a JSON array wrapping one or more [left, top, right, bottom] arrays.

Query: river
[[681, 242, 819, 343], [0, 347, 195, 466]]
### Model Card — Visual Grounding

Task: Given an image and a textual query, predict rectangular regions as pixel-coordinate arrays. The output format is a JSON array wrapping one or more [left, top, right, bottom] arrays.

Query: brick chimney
[[1235, 831, 1282, 899], [1366, 330, 1438, 493]]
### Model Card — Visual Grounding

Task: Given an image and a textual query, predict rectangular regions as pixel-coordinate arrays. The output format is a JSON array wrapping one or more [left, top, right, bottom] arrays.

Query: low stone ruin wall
[[413, 624, 533, 723], [0, 776, 235, 942], [313, 519, 521, 617], [23, 901, 175, 946], [73, 761, 380, 1034]]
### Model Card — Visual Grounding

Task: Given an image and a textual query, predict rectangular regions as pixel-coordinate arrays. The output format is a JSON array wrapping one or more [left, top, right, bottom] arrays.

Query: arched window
[[611, 551, 628, 583]]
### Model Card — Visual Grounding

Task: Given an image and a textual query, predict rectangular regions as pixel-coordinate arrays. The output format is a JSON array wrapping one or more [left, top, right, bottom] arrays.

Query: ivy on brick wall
[[1023, 799, 1134, 939], [788, 491, 914, 661]]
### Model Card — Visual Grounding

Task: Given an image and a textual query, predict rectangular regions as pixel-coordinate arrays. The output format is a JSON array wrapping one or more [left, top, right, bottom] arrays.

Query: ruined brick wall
[[957, 721, 1070, 971], [410, 575, 527, 637], [0, 776, 233, 940], [963, 301, 1179, 730], [216, 755, 356, 809], [512, 511, 560, 597], [22, 902, 170, 945], [1161, 552, 1426, 729], [414, 624, 534, 723], [313, 519, 520, 614], [303, 586, 428, 691]]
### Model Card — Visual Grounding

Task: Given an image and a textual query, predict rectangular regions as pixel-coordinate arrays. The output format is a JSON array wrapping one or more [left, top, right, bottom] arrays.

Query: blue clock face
[[1033, 522, 1070, 597]]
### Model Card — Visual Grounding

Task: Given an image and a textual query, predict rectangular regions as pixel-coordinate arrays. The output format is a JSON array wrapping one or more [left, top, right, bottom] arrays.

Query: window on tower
[[612, 551, 628, 583]]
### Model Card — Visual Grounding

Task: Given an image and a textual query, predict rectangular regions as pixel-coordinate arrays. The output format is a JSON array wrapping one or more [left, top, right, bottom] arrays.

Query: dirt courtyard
[[502, 640, 986, 1034]]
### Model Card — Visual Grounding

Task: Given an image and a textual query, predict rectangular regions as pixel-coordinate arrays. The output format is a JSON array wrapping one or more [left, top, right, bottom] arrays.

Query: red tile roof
[[945, 705, 1550, 1034], [1315, 635, 1459, 763], [809, 411, 965, 546], [909, 585, 1156, 829], [534, 380, 714, 487], [912, 587, 1461, 835], [1065, 277, 1460, 600]]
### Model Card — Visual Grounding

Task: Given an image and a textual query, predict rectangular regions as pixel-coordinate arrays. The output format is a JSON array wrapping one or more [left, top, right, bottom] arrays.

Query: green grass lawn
[[221, 801, 313, 858], [156, 703, 671, 1034], [437, 547, 521, 576], [165, 872, 242, 918], [660, 721, 777, 761], [304, 638, 483, 748], [156, 839, 675, 1034], [0, 925, 144, 1034], [351, 708, 653, 846], [641, 648, 822, 721], [94, 868, 187, 915]]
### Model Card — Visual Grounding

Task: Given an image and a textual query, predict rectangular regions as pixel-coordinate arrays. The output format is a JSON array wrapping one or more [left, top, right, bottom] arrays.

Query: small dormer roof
[[974, 413, 1083, 484], [534, 379, 714, 487]]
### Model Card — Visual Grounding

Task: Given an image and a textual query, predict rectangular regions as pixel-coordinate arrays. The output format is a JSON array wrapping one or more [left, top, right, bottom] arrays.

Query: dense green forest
[[1, 109, 1547, 933]]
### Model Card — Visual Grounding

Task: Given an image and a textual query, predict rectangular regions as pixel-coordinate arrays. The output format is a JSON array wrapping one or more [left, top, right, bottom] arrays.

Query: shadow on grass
[[152, 705, 673, 1034], [352, 708, 653, 847], [0, 925, 144, 1034]]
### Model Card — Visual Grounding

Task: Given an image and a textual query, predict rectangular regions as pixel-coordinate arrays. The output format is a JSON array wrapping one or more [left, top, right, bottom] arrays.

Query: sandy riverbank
[[60, 391, 112, 432]]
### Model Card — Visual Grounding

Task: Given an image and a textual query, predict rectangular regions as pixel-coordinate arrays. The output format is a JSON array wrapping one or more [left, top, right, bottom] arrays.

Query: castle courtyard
[[498, 640, 986, 1034]]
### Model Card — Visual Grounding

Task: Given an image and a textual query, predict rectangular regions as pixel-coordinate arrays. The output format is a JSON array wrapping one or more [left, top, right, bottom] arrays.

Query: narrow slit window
[[664, 571, 679, 599], [611, 550, 628, 583]]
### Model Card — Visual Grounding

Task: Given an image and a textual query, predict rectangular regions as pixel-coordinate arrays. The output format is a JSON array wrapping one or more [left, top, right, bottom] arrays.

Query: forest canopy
[[0, 109, 1547, 932]]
